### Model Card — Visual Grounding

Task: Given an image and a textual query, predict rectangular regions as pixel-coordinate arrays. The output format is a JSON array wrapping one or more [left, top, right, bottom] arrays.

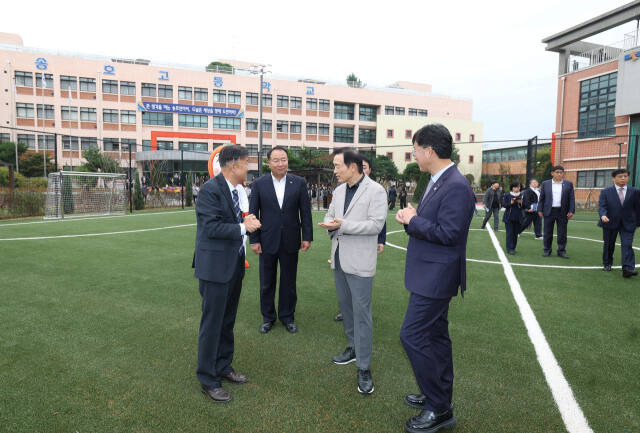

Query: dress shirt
[[224, 177, 246, 236], [344, 174, 365, 214], [272, 173, 286, 209], [551, 180, 563, 207], [421, 162, 455, 204]]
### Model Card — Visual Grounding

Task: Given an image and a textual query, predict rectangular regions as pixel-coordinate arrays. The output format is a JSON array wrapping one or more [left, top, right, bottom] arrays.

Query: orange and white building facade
[[0, 32, 476, 175]]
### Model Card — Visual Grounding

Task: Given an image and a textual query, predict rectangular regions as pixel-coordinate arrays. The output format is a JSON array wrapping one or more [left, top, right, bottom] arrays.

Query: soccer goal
[[44, 171, 128, 219]]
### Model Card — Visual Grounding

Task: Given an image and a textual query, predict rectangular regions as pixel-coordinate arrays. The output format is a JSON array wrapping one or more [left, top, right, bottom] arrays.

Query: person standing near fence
[[502, 182, 524, 254], [538, 165, 575, 259], [481, 181, 502, 231]]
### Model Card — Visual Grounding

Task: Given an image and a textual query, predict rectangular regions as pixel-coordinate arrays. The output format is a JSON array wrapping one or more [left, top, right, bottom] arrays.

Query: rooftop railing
[[566, 29, 639, 73]]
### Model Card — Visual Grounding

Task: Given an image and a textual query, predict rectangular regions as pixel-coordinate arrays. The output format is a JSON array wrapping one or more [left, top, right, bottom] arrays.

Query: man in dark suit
[[537, 165, 575, 258], [395, 124, 475, 433], [519, 178, 542, 238], [193, 145, 261, 403], [249, 146, 313, 334], [598, 168, 639, 277]]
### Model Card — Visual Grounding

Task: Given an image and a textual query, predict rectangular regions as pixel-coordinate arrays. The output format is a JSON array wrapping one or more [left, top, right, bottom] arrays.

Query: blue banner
[[140, 101, 241, 117]]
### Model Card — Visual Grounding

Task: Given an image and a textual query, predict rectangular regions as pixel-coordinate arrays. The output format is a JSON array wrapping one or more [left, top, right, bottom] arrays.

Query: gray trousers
[[482, 207, 500, 230], [333, 247, 373, 370]]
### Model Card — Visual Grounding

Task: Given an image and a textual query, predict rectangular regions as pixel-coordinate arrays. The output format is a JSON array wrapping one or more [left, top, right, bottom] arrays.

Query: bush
[[62, 175, 74, 214], [413, 172, 431, 203], [185, 175, 193, 207], [0, 167, 26, 187], [9, 191, 46, 217]]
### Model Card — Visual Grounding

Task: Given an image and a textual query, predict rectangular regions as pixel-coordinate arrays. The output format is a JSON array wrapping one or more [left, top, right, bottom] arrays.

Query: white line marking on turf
[[0, 210, 194, 227], [0, 224, 195, 241], [486, 226, 593, 433]]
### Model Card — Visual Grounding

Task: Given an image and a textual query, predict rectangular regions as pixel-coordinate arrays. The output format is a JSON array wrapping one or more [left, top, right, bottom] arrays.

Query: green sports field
[[1, 209, 638, 432]]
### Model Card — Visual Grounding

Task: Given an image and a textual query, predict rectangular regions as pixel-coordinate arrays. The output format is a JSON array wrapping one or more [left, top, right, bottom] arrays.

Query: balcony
[[566, 30, 638, 73]]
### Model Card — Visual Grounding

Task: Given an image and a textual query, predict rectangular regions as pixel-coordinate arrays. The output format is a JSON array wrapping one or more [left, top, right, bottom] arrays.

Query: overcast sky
[[3, 0, 637, 143]]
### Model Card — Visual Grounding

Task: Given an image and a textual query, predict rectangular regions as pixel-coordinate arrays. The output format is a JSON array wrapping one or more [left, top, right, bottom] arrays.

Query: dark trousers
[[603, 228, 636, 270], [400, 197, 407, 209], [505, 220, 520, 252], [259, 248, 299, 324], [520, 211, 542, 237], [481, 207, 500, 230], [389, 198, 396, 210], [543, 208, 567, 253], [400, 293, 453, 414], [197, 253, 244, 389]]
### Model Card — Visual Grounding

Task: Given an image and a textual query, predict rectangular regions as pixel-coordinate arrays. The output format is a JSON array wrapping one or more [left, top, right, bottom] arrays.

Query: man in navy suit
[[395, 124, 475, 433], [537, 166, 575, 258], [249, 146, 313, 334], [598, 168, 639, 277], [193, 146, 261, 403]]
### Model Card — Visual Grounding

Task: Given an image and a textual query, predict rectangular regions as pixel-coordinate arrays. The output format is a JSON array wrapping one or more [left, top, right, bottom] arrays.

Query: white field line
[[0, 224, 195, 241], [0, 209, 195, 227], [486, 226, 593, 433]]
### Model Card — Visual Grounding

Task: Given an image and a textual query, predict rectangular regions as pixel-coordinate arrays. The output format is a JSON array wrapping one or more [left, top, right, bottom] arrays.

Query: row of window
[[578, 72, 617, 138], [576, 169, 612, 188], [16, 103, 137, 124], [482, 148, 528, 163], [384, 106, 428, 117]]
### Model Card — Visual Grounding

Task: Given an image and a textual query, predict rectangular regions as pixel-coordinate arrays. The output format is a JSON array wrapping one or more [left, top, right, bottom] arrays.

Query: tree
[[535, 148, 553, 182], [83, 147, 121, 173], [207, 61, 233, 74], [464, 173, 475, 185], [346, 73, 365, 88], [0, 141, 28, 166], [19, 152, 55, 178], [185, 174, 193, 207], [413, 172, 431, 203], [403, 162, 421, 182], [134, 174, 145, 210], [370, 155, 398, 181], [451, 145, 460, 164], [62, 174, 74, 214]]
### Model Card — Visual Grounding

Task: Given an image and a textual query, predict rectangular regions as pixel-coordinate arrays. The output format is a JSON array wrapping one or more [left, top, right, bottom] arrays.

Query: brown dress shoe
[[201, 386, 232, 402], [224, 371, 248, 384]]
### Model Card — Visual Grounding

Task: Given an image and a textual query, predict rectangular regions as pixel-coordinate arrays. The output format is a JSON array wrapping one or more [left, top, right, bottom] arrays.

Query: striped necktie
[[232, 189, 242, 223]]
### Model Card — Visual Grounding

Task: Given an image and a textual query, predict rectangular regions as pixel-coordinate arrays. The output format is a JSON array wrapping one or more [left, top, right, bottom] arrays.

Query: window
[[408, 108, 417, 116], [359, 105, 376, 121], [79, 77, 96, 92], [37, 104, 54, 119], [157, 140, 173, 150], [290, 121, 301, 134], [17, 103, 34, 118], [263, 94, 272, 107], [213, 116, 241, 130], [290, 96, 302, 109], [80, 107, 97, 122], [17, 134, 36, 149], [61, 106, 78, 121], [405, 152, 412, 161], [0, 133, 9, 142], [319, 123, 329, 136], [455, 132, 461, 141], [194, 87, 208, 101], [15, 71, 33, 87], [228, 91, 241, 104], [307, 98, 318, 110], [334, 103, 354, 120], [102, 79, 118, 94], [60, 75, 77, 90], [319, 99, 330, 112], [395, 107, 405, 115], [261, 119, 272, 132], [179, 142, 208, 151], [158, 84, 173, 98], [121, 139, 135, 151], [418, 109, 428, 117], [62, 135, 79, 150], [306, 122, 317, 135], [103, 138, 119, 151], [179, 86, 193, 100], [387, 129, 394, 138], [81, 137, 98, 151], [213, 89, 226, 103], [35, 73, 53, 89], [405, 129, 412, 139], [104, 109, 119, 123], [359, 128, 376, 144], [121, 110, 136, 124], [120, 81, 136, 95], [334, 126, 354, 143], [277, 120, 289, 133], [142, 111, 173, 126], [179, 114, 208, 128], [38, 135, 55, 150], [386, 152, 393, 160], [246, 92, 258, 105], [246, 118, 258, 131], [468, 155, 474, 163], [577, 170, 611, 188], [141, 83, 156, 97], [578, 72, 617, 138], [246, 144, 258, 156], [385, 106, 394, 115], [469, 134, 475, 142], [277, 95, 289, 108]]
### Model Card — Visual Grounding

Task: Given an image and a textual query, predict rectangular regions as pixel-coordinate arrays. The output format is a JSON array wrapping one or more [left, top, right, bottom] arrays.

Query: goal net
[[44, 171, 128, 219]]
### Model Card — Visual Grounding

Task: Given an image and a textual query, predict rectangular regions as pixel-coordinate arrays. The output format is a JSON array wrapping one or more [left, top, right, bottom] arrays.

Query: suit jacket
[[248, 173, 312, 254], [404, 165, 475, 298], [502, 193, 523, 223], [598, 185, 639, 232], [324, 175, 387, 278], [538, 179, 575, 217], [193, 174, 244, 283]]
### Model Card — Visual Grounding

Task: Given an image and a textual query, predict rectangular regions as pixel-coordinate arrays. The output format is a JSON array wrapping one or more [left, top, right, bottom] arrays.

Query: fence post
[[181, 149, 184, 209], [129, 143, 133, 214]]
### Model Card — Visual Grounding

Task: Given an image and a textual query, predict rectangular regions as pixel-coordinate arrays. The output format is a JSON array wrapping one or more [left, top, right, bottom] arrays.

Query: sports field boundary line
[[486, 226, 593, 433], [0, 209, 195, 227], [0, 224, 195, 241]]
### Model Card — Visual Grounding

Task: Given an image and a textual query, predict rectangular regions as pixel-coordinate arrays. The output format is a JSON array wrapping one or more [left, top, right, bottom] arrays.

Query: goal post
[[44, 171, 128, 219]]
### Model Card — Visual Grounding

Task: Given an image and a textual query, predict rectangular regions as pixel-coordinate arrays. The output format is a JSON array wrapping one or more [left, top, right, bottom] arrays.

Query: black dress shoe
[[259, 321, 274, 334], [405, 409, 457, 433], [603, 265, 612, 271], [285, 322, 298, 333], [334, 312, 343, 321], [405, 394, 454, 411], [622, 269, 638, 278], [201, 385, 232, 403], [557, 251, 569, 259], [542, 251, 551, 257]]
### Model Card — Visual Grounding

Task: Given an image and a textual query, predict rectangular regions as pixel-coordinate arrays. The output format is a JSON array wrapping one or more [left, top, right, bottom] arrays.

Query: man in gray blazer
[[319, 149, 387, 395]]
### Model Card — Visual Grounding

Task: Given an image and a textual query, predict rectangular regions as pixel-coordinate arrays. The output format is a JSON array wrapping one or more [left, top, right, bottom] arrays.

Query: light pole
[[248, 64, 270, 176]]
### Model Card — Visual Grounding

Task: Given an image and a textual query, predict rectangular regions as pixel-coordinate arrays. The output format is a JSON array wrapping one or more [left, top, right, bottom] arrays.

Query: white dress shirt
[[272, 173, 287, 209], [551, 180, 563, 207]]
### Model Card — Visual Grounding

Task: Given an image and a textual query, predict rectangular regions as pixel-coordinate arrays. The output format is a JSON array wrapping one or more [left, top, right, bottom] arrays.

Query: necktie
[[618, 187, 625, 205], [420, 179, 435, 205], [232, 189, 242, 223]]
